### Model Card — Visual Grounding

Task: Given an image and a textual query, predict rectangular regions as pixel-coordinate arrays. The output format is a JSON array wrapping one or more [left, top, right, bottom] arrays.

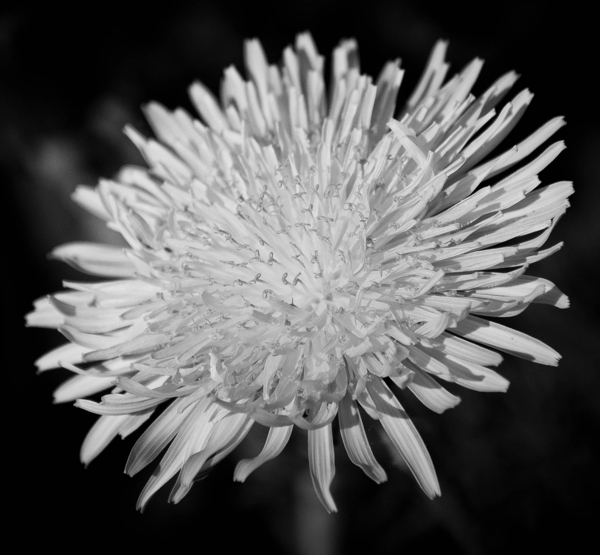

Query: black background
[[3, 1, 598, 553]]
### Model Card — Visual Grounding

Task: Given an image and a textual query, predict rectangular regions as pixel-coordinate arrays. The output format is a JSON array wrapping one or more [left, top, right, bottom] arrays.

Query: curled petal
[[234, 425, 294, 482], [289, 400, 339, 431]]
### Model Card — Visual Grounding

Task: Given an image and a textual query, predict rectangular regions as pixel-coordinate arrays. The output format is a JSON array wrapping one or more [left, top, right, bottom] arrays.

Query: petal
[[473, 119, 565, 180], [403, 364, 461, 413], [457, 89, 533, 175], [51, 242, 136, 278], [135, 399, 221, 511], [25, 296, 63, 328], [189, 81, 228, 133], [170, 413, 253, 503], [80, 410, 153, 466], [118, 410, 155, 440], [366, 376, 440, 498], [75, 394, 166, 416], [308, 424, 337, 513], [426, 332, 504, 367], [126, 397, 196, 477], [81, 414, 130, 466], [408, 345, 510, 392], [72, 185, 111, 221], [53, 374, 115, 404], [82, 332, 171, 363], [234, 425, 293, 482], [35, 342, 90, 372], [248, 408, 294, 427], [338, 394, 387, 483], [290, 400, 338, 431], [452, 315, 561, 366], [405, 40, 449, 112]]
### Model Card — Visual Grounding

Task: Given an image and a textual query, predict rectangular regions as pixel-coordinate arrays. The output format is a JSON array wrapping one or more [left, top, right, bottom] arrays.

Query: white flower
[[27, 34, 571, 513]]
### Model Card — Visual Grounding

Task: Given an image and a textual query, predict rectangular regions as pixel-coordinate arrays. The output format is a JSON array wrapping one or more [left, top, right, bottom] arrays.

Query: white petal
[[26, 296, 64, 328], [80, 411, 154, 467], [371, 61, 403, 142], [457, 89, 533, 175], [429, 333, 504, 367], [493, 241, 563, 269], [189, 81, 228, 133], [63, 279, 159, 307], [405, 40, 448, 111], [116, 377, 196, 399], [53, 374, 115, 404], [126, 397, 195, 477], [170, 413, 252, 503], [366, 376, 440, 498], [409, 344, 510, 392], [135, 399, 220, 511], [338, 394, 387, 483], [81, 414, 130, 466], [124, 126, 193, 186], [474, 119, 565, 180], [308, 424, 337, 513], [75, 395, 166, 416], [403, 365, 461, 413], [234, 425, 293, 482], [453, 315, 560, 366], [35, 342, 90, 372], [469, 182, 573, 247], [440, 250, 506, 272], [51, 242, 136, 278], [82, 332, 170, 363], [72, 185, 111, 221], [118, 410, 154, 439], [144, 102, 187, 147], [59, 324, 120, 350]]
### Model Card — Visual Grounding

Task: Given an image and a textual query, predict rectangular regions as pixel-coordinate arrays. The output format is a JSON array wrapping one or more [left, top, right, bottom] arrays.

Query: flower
[[27, 33, 571, 513]]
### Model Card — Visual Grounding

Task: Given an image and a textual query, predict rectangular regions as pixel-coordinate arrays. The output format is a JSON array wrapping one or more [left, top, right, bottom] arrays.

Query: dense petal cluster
[[28, 34, 570, 512]]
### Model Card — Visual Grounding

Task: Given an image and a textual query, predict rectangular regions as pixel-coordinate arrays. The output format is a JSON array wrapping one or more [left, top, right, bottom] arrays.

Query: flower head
[[28, 34, 570, 512]]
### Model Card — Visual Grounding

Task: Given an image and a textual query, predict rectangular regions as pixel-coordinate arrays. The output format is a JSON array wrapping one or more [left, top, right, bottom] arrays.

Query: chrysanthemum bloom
[[27, 34, 571, 513]]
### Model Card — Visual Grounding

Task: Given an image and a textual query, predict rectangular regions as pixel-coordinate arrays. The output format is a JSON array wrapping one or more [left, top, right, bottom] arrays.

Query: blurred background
[[3, 0, 598, 552]]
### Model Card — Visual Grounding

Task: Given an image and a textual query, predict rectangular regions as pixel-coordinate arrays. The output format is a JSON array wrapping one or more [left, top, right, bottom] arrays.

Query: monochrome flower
[[27, 34, 570, 512]]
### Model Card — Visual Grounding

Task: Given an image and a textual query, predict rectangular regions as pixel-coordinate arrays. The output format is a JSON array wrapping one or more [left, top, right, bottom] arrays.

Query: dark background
[[3, 1, 598, 553]]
